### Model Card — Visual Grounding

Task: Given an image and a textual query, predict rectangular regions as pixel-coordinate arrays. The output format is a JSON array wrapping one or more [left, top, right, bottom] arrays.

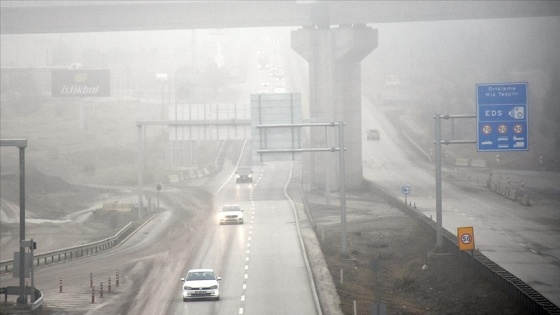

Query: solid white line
[[215, 139, 248, 195], [283, 161, 323, 315]]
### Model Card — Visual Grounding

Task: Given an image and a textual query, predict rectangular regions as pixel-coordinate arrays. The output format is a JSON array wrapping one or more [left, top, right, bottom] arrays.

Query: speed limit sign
[[457, 226, 475, 251]]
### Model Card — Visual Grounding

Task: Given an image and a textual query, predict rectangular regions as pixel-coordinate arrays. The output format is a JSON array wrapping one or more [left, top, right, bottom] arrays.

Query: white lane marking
[[243, 284, 247, 290], [530, 249, 538, 254], [246, 249, 250, 254], [244, 274, 248, 280], [241, 295, 245, 301], [246, 257, 249, 262], [239, 308, 244, 315], [248, 236, 252, 241], [519, 243, 526, 247], [245, 264, 249, 270]]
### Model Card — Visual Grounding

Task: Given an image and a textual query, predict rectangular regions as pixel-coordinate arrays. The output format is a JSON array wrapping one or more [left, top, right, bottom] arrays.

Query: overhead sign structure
[[457, 226, 475, 251], [477, 82, 528, 152], [251, 93, 302, 162], [52, 69, 110, 97]]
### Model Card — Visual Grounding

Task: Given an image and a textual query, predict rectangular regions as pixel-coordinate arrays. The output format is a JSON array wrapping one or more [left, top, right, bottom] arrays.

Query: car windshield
[[186, 272, 215, 281], [221, 206, 240, 212], [237, 167, 251, 174]]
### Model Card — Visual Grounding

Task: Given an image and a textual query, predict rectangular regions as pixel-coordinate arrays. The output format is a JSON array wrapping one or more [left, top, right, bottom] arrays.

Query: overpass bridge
[[2, 1, 559, 189]]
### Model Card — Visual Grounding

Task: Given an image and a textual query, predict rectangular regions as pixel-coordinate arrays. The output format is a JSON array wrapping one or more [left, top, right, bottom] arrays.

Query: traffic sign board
[[457, 226, 475, 251], [401, 185, 411, 195], [477, 83, 528, 152]]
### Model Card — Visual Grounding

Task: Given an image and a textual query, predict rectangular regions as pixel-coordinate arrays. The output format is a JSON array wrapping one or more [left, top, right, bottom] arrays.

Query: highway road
[[361, 95, 560, 307], [0, 152, 319, 315], [166, 159, 318, 315]]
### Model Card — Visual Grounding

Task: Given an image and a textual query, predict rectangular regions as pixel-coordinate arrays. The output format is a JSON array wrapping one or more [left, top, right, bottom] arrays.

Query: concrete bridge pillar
[[292, 25, 377, 190]]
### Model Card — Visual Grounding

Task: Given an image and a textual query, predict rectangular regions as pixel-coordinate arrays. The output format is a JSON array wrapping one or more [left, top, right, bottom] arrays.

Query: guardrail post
[[100, 282, 103, 298], [108, 277, 111, 293], [59, 278, 62, 293], [91, 285, 95, 303], [116, 270, 119, 287], [90, 273, 93, 287]]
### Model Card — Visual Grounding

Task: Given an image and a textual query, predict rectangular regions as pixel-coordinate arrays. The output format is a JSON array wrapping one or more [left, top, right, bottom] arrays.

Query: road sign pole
[[338, 121, 349, 259], [434, 114, 443, 250], [137, 124, 144, 220]]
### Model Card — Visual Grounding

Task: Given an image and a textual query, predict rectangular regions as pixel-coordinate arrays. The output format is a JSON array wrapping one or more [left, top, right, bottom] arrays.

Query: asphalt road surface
[[0, 157, 319, 315]]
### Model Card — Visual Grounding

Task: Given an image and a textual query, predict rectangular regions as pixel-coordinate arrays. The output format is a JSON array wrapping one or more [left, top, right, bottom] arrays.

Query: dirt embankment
[[307, 190, 530, 315]]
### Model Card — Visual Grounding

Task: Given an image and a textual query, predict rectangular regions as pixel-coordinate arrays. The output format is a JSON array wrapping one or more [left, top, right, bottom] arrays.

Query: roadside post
[[433, 115, 476, 250], [156, 183, 161, 211]]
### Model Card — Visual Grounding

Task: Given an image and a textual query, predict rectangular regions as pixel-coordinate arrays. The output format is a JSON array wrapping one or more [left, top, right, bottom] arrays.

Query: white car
[[181, 269, 221, 301], [218, 205, 244, 225]]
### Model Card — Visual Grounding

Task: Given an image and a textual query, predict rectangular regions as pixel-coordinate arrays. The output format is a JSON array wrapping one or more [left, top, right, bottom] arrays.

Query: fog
[[1, 5, 559, 176]]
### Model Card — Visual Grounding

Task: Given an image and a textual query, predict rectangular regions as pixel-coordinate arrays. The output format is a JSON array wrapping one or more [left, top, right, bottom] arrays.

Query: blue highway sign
[[477, 83, 528, 152], [401, 185, 411, 195]]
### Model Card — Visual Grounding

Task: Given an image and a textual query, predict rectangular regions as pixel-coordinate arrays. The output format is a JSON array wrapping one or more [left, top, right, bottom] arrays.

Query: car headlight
[[184, 286, 192, 290], [248, 174, 252, 178], [210, 285, 218, 289], [236, 174, 240, 178]]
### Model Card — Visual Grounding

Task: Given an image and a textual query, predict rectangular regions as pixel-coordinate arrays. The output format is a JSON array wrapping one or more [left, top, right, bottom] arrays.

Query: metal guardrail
[[364, 179, 560, 315], [1, 286, 43, 312], [0, 221, 134, 274]]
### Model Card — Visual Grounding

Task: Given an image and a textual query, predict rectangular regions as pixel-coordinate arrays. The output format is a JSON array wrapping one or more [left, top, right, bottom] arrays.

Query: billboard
[[52, 69, 110, 97]]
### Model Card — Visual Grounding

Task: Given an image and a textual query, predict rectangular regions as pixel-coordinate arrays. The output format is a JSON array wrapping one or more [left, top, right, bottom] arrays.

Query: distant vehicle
[[258, 52, 269, 69], [218, 205, 244, 225], [367, 129, 380, 140], [181, 269, 221, 301], [236, 166, 253, 183]]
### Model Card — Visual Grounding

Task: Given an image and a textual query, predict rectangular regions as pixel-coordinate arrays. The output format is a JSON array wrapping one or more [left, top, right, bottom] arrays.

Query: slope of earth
[[306, 189, 530, 315]]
